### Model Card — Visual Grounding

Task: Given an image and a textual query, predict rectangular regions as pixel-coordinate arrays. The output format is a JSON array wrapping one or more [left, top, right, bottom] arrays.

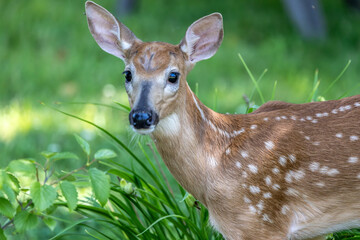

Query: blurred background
[[1, 0, 360, 183]]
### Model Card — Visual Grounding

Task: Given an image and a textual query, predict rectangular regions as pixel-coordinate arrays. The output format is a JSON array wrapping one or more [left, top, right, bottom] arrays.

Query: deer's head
[[85, 1, 223, 134]]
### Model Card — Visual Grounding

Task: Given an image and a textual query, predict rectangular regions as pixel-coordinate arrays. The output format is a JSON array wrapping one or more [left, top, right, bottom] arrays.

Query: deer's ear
[[85, 1, 139, 60], [179, 13, 223, 64]]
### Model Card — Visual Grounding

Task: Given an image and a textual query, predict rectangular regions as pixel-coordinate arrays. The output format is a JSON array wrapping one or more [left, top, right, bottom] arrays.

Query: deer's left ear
[[179, 13, 223, 64]]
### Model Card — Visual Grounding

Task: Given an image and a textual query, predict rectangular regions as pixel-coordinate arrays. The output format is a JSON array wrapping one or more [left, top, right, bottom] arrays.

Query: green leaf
[[14, 211, 38, 232], [7, 159, 36, 176], [0, 170, 5, 189], [41, 151, 57, 159], [89, 168, 110, 206], [51, 152, 79, 161], [43, 217, 57, 231], [1, 185, 16, 206], [74, 134, 90, 156], [6, 173, 20, 193], [30, 182, 57, 211], [94, 149, 117, 160], [0, 228, 6, 240], [60, 181, 77, 211], [0, 197, 15, 218]]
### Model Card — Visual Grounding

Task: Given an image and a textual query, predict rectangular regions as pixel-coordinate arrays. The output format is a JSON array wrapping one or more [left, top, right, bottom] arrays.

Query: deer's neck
[[152, 84, 242, 205]]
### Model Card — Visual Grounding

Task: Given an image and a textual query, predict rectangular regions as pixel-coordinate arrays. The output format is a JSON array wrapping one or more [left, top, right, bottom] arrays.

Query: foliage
[[0, 121, 220, 240]]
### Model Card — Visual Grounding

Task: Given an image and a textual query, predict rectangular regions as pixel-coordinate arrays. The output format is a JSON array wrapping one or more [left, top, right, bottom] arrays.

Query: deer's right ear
[[85, 1, 139, 61]]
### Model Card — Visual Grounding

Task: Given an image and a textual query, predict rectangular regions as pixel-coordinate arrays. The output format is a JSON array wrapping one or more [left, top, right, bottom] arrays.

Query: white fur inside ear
[[121, 41, 132, 50], [155, 113, 180, 136]]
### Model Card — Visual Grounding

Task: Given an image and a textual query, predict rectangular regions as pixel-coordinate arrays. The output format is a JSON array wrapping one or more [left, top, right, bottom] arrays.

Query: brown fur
[[85, 2, 360, 239]]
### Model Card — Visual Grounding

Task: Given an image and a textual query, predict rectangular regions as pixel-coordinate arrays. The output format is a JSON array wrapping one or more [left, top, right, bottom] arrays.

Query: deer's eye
[[123, 71, 132, 82], [168, 72, 180, 84]]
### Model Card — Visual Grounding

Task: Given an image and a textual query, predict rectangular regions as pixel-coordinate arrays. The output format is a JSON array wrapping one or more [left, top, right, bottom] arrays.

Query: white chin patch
[[132, 126, 155, 135]]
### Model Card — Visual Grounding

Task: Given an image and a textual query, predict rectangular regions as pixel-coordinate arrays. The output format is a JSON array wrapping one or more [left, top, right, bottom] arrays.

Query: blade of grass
[[307, 70, 320, 102], [136, 214, 186, 237], [238, 53, 265, 104], [270, 80, 277, 101], [322, 60, 351, 96], [311, 69, 319, 102], [248, 68, 268, 101], [307, 79, 320, 103]]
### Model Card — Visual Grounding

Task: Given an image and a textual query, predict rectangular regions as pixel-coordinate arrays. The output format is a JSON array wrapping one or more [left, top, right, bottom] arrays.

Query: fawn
[[85, 1, 360, 239]]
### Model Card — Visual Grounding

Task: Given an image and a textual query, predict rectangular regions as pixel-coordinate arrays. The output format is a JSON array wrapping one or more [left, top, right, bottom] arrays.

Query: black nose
[[129, 110, 158, 129]]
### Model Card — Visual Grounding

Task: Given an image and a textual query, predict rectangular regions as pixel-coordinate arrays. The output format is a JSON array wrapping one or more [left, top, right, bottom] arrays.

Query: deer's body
[[85, 2, 360, 239]]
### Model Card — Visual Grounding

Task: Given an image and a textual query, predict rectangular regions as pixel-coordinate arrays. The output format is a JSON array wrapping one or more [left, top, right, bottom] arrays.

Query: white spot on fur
[[313, 141, 320, 146], [300, 118, 305, 121], [242, 171, 248, 178], [244, 196, 251, 203], [256, 200, 264, 212], [327, 168, 340, 176], [265, 176, 272, 186], [305, 136, 311, 140], [231, 128, 245, 137], [263, 192, 272, 199], [281, 205, 289, 215], [265, 141, 274, 150], [306, 116, 313, 121], [242, 183, 247, 188], [315, 113, 323, 118], [250, 125, 257, 130], [285, 188, 299, 196], [279, 156, 287, 166], [291, 115, 297, 120], [348, 156, 359, 163], [275, 117, 281, 121], [357, 173, 360, 179], [249, 185, 261, 194], [331, 109, 338, 114], [249, 205, 257, 214], [289, 154, 296, 163], [316, 182, 325, 187], [319, 166, 329, 174], [262, 214, 272, 223], [281, 116, 287, 120], [225, 148, 231, 155], [272, 168, 280, 174], [335, 133, 343, 138], [248, 164, 258, 173], [264, 117, 269, 121], [236, 161, 242, 168], [285, 172, 293, 183], [272, 184, 280, 190], [312, 119, 318, 123], [309, 162, 320, 172], [355, 102, 360, 107], [350, 135, 359, 141], [241, 151, 249, 158]]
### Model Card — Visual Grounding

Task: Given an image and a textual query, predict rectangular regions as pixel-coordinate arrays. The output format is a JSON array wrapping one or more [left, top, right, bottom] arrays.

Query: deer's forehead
[[130, 42, 184, 75]]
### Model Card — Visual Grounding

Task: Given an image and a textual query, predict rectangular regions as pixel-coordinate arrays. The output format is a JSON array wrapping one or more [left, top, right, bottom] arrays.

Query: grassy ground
[[0, 0, 360, 238]]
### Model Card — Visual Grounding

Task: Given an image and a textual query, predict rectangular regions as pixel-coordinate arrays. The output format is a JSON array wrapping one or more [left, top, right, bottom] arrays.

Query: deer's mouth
[[129, 109, 159, 135]]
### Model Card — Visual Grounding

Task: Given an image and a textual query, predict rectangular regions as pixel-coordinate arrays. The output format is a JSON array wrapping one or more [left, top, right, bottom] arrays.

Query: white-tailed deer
[[85, 2, 360, 239]]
